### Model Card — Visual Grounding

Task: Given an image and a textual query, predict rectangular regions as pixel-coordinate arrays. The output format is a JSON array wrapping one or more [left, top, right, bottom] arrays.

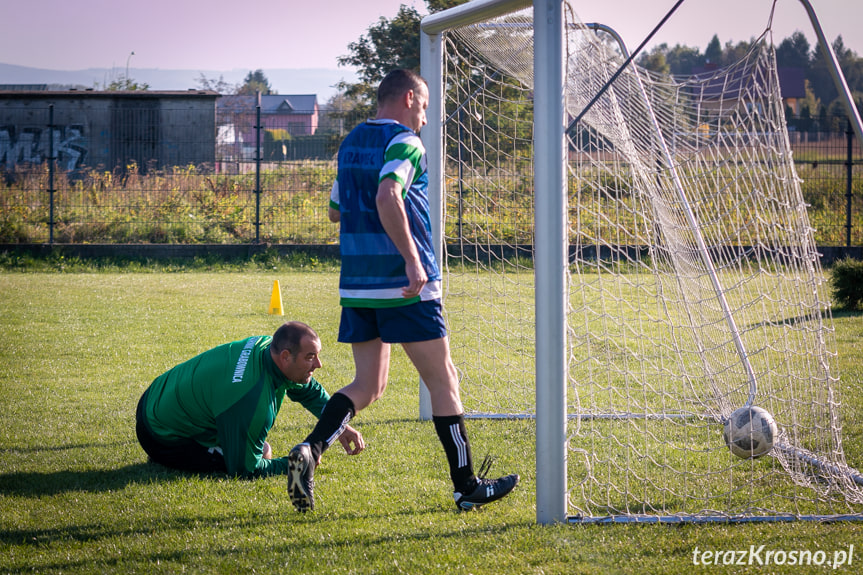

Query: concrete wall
[[0, 90, 218, 171]]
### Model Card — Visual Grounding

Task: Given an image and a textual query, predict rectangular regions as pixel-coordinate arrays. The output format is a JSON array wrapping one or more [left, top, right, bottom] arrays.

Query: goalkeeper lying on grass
[[136, 321, 363, 477]]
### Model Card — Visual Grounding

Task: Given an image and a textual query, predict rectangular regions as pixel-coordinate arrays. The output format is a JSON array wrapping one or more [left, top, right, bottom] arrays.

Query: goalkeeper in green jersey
[[135, 321, 364, 478]]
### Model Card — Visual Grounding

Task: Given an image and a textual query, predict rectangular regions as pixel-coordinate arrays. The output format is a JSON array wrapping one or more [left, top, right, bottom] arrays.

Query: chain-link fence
[[1, 96, 861, 247], [1, 93, 344, 244], [786, 120, 863, 246]]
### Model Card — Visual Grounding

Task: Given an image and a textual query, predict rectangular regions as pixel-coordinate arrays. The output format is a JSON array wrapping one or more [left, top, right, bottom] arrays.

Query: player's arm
[[328, 180, 340, 222], [214, 379, 292, 477], [376, 177, 427, 298], [215, 408, 283, 477]]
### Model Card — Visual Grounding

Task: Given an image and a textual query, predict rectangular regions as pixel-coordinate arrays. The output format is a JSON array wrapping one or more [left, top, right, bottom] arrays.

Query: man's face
[[406, 83, 429, 133], [281, 336, 322, 384]]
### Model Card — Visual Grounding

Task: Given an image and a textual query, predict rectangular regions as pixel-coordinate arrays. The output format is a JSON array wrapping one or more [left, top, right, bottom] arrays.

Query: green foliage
[[704, 34, 723, 65], [262, 133, 339, 161], [830, 257, 863, 310], [640, 49, 670, 76], [195, 73, 236, 95], [323, 91, 369, 135], [337, 4, 423, 119], [636, 30, 863, 122], [1, 155, 860, 246], [100, 74, 150, 92], [237, 69, 274, 95], [776, 31, 811, 69], [0, 162, 340, 244], [265, 128, 292, 142], [336, 1, 470, 121]]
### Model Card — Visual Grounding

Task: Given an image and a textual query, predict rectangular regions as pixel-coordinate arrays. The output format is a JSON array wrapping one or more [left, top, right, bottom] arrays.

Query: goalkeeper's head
[[270, 321, 322, 384]]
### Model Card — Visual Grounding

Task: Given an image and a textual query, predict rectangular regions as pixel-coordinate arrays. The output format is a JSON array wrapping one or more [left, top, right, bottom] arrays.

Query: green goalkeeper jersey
[[141, 335, 330, 477]]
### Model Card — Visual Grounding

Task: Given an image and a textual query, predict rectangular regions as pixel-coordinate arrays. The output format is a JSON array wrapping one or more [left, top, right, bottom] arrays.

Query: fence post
[[48, 104, 55, 245], [847, 119, 854, 248], [255, 91, 262, 244]]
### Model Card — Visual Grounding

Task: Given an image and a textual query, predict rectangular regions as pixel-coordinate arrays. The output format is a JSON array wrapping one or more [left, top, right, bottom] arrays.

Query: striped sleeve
[[329, 179, 339, 210], [379, 131, 424, 195]]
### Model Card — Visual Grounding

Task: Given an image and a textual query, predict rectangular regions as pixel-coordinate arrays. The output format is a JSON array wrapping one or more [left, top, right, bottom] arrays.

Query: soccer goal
[[420, 0, 863, 524]]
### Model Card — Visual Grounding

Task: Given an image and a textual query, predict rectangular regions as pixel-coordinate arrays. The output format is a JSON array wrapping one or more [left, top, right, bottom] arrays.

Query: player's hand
[[339, 424, 365, 455], [403, 260, 428, 298], [262, 441, 273, 460]]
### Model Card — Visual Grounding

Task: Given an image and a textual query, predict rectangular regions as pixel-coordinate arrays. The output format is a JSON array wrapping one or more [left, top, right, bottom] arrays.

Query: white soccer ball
[[723, 406, 778, 459]]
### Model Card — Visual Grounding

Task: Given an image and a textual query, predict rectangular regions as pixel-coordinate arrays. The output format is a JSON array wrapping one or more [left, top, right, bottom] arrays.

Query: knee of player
[[367, 386, 387, 405]]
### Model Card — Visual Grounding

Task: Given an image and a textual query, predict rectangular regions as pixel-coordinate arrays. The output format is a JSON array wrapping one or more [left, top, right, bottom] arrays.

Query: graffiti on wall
[[0, 124, 88, 171]]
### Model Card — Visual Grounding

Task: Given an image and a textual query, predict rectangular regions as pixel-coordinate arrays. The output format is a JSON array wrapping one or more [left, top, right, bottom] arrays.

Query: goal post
[[421, 0, 569, 524], [420, 0, 863, 525], [797, 0, 863, 145], [530, 0, 569, 525]]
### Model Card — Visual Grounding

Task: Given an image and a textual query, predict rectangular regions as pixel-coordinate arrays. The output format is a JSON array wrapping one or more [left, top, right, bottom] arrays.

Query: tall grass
[[1, 269, 863, 574], [2, 156, 860, 246], [0, 162, 339, 245]]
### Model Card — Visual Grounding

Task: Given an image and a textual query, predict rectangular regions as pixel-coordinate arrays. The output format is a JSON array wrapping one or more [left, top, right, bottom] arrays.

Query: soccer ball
[[723, 406, 778, 459]]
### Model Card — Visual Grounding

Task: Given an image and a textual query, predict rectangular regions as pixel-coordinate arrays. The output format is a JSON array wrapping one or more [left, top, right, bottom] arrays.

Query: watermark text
[[692, 545, 854, 568]]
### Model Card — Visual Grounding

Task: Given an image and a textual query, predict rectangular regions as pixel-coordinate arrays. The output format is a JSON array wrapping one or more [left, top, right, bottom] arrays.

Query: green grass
[[2, 270, 863, 574]]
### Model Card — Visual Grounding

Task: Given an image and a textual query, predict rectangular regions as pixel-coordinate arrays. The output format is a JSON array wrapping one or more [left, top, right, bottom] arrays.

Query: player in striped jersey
[[287, 69, 518, 513]]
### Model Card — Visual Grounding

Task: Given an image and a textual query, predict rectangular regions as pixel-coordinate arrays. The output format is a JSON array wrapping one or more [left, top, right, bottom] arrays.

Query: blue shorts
[[338, 299, 447, 344]]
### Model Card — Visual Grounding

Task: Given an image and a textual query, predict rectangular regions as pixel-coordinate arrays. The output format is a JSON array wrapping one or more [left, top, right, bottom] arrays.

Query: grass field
[[2, 268, 863, 574]]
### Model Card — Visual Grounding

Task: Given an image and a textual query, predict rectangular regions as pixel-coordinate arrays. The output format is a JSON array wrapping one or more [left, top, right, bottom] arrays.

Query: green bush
[[831, 257, 863, 310]]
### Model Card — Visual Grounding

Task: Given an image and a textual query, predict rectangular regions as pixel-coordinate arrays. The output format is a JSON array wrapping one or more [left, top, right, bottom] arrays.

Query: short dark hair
[[271, 321, 318, 357], [377, 69, 427, 105]]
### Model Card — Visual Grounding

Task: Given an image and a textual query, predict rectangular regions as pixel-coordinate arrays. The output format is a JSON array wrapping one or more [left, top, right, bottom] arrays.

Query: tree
[[196, 73, 236, 94], [797, 79, 821, 132], [721, 38, 757, 67], [807, 35, 863, 119], [334, 0, 469, 126], [638, 46, 670, 76], [99, 71, 149, 91], [321, 92, 365, 136], [638, 43, 706, 76], [705, 35, 722, 65], [103, 76, 149, 91], [809, 37, 840, 108], [427, 0, 464, 11], [776, 31, 811, 69], [237, 69, 275, 95], [665, 44, 704, 75], [337, 5, 423, 111]]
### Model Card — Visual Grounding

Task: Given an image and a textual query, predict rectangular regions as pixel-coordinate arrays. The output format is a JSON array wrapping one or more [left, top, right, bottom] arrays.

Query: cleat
[[287, 443, 315, 512], [454, 473, 520, 511], [454, 456, 519, 511]]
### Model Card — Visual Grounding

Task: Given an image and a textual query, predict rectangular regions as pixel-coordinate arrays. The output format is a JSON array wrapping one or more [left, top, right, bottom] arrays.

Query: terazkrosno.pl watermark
[[692, 545, 854, 568]]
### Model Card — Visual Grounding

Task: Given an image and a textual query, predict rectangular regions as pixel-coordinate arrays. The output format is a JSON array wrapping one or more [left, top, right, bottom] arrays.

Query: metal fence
[[1, 101, 861, 247], [1, 96, 343, 245]]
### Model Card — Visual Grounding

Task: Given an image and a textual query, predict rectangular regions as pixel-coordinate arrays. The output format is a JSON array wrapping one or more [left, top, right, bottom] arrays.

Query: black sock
[[303, 392, 355, 462], [433, 414, 476, 493]]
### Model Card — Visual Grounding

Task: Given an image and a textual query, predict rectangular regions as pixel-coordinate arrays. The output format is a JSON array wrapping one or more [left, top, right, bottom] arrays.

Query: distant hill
[[0, 62, 357, 102]]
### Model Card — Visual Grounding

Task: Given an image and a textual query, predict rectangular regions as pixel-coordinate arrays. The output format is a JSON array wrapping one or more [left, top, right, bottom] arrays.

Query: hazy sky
[[1, 0, 860, 73]]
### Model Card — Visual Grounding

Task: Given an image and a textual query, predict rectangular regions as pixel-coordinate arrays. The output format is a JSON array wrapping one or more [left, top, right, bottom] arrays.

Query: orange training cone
[[268, 280, 284, 315]]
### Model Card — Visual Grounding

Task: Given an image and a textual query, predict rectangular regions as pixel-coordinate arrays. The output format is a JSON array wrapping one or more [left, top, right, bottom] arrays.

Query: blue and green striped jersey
[[330, 118, 441, 308]]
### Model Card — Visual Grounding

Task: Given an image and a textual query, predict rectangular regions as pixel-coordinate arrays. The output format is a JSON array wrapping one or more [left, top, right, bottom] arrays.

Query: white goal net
[[426, 0, 863, 521]]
